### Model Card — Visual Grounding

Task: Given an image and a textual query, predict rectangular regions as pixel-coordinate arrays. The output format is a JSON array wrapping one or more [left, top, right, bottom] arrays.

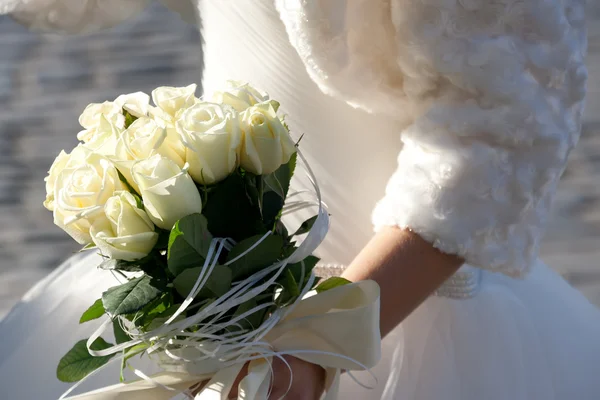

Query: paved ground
[[1, 2, 600, 318]]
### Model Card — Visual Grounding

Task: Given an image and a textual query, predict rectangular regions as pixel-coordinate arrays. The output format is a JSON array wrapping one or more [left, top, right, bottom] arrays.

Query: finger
[[190, 363, 250, 399], [190, 380, 208, 396], [226, 362, 250, 399], [269, 356, 326, 400], [268, 356, 293, 399]]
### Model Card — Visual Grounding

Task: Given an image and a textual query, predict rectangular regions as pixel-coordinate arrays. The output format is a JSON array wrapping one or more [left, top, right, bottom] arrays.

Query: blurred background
[[1, 2, 600, 319]]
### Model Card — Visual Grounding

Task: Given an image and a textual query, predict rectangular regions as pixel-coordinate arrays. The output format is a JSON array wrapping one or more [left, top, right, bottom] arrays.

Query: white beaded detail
[[314, 264, 347, 280], [315, 264, 480, 299], [434, 267, 481, 299]]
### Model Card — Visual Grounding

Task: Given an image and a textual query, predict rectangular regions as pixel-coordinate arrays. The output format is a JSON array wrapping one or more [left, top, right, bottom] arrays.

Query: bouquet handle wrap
[[63, 280, 381, 399]]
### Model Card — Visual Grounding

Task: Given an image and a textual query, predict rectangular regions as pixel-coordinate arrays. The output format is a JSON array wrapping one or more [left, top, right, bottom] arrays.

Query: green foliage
[[285, 255, 320, 289], [173, 265, 232, 300], [291, 216, 318, 237], [79, 298, 105, 324], [56, 338, 115, 383], [231, 297, 269, 332], [315, 277, 352, 293], [123, 109, 137, 129], [113, 319, 131, 345], [262, 191, 284, 229], [135, 292, 174, 328], [277, 269, 301, 306], [167, 214, 213, 276], [263, 153, 296, 199], [102, 276, 162, 317], [154, 228, 171, 251], [227, 235, 284, 280], [261, 155, 297, 229], [116, 168, 138, 195], [202, 173, 263, 241], [276, 256, 319, 305], [80, 243, 97, 252]]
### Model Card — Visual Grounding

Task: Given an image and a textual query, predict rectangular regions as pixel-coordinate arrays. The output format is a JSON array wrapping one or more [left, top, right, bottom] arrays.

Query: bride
[[1, 0, 600, 399]]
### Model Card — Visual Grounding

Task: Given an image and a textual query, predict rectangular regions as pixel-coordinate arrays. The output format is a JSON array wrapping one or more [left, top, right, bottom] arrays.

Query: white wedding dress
[[2, 0, 600, 399]]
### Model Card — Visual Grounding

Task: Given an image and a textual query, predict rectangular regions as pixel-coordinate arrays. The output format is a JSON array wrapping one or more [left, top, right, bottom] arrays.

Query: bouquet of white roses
[[46, 81, 381, 400]]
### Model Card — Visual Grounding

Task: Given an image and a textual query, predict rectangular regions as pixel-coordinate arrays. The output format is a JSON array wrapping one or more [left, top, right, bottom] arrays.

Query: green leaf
[[227, 235, 284, 280], [173, 265, 232, 299], [102, 276, 162, 317], [291, 216, 318, 237], [261, 154, 297, 229], [275, 221, 289, 238], [116, 168, 138, 195], [315, 277, 352, 293], [278, 269, 300, 305], [56, 337, 115, 383], [132, 292, 177, 330], [288, 151, 297, 177], [312, 276, 322, 287], [123, 109, 137, 129], [140, 263, 169, 284], [262, 191, 284, 229], [80, 243, 97, 252], [263, 174, 284, 199], [132, 193, 145, 211], [119, 341, 149, 382], [168, 214, 213, 276], [124, 343, 148, 363], [141, 293, 173, 321], [256, 175, 264, 215], [285, 255, 320, 289], [281, 245, 299, 259], [202, 173, 263, 241], [79, 299, 105, 324], [145, 310, 185, 331], [243, 173, 262, 210], [263, 152, 297, 199], [123, 343, 148, 365], [113, 319, 131, 345], [154, 229, 171, 251], [231, 298, 268, 332]]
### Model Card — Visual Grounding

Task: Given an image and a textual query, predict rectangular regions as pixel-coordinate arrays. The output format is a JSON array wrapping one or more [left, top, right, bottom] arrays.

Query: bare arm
[[342, 226, 464, 337]]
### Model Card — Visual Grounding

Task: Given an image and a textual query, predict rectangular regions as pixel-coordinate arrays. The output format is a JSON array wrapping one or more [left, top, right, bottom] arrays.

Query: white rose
[[132, 155, 203, 230], [116, 117, 185, 167], [77, 92, 150, 145], [239, 102, 296, 175], [210, 80, 271, 112], [53, 152, 125, 244], [83, 115, 123, 156], [176, 102, 242, 185], [91, 191, 158, 261], [43, 144, 89, 211], [114, 91, 150, 118], [151, 84, 197, 118], [77, 101, 125, 143], [109, 117, 187, 193]]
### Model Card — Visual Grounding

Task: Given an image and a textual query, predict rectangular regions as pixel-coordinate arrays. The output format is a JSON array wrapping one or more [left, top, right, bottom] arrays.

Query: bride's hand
[[192, 355, 326, 399], [264, 355, 326, 399]]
